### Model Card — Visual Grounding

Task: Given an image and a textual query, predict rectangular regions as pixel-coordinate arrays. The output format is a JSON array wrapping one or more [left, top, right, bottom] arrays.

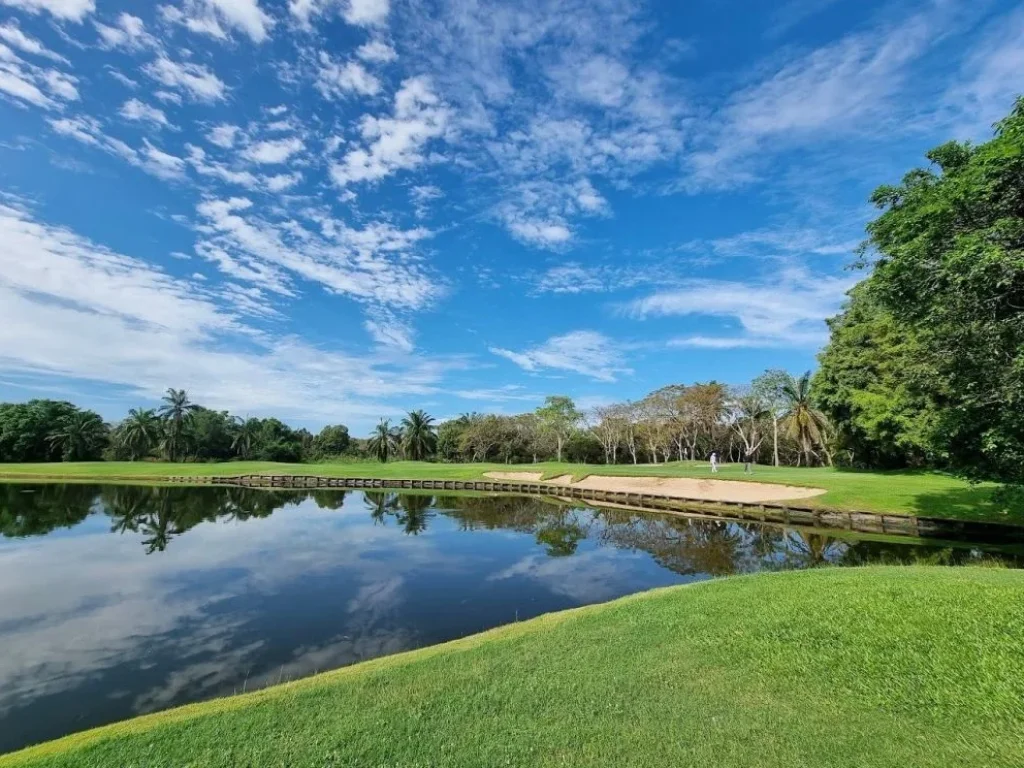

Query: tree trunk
[[772, 417, 779, 467]]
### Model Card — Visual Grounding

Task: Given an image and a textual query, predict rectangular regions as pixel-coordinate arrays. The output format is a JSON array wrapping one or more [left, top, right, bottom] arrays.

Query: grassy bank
[[0, 460, 1015, 522], [4, 567, 1023, 767]]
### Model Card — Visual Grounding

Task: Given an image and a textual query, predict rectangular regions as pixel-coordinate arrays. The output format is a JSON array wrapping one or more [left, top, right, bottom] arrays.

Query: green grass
[[4, 567, 1023, 767], [0, 459, 1016, 522]]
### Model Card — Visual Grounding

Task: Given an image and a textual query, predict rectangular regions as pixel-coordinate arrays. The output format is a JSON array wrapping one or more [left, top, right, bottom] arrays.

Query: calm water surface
[[0, 483, 1019, 753]]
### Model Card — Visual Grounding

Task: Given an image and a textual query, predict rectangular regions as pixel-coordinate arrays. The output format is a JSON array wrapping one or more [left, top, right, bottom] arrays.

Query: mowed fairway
[[0, 460, 1016, 522], [4, 567, 1023, 768]]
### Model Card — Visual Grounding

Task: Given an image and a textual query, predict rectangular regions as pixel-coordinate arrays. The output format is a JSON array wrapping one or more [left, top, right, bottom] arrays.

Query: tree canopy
[[817, 98, 1024, 483]]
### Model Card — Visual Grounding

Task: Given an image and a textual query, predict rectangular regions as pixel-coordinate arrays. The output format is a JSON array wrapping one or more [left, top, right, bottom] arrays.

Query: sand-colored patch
[[483, 471, 825, 504], [486, 471, 545, 481]]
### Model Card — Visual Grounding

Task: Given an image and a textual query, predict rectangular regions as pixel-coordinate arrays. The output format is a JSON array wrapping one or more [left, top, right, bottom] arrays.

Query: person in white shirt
[[710, 451, 719, 473]]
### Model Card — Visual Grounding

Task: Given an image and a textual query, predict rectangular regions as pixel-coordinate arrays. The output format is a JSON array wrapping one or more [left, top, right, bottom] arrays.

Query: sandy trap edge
[[483, 472, 826, 504]]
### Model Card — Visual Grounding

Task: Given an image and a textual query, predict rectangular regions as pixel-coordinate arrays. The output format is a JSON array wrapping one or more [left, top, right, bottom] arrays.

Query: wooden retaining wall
[[165, 474, 1024, 545]]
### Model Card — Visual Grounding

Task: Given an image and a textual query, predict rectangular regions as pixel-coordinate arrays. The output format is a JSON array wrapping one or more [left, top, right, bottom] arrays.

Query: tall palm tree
[[120, 408, 160, 461], [367, 419, 400, 463], [158, 388, 197, 462], [401, 410, 437, 460], [47, 411, 109, 461], [781, 372, 831, 467], [231, 417, 261, 460]]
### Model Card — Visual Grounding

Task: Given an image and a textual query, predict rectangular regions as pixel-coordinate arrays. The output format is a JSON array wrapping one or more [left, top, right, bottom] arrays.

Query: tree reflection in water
[[0, 485, 1018, 571]]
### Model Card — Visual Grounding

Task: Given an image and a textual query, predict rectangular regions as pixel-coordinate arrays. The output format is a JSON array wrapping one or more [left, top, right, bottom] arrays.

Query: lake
[[0, 483, 1019, 754]]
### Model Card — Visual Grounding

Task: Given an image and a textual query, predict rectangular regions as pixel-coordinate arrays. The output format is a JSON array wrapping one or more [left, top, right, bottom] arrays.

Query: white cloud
[[243, 136, 304, 164], [289, 0, 389, 28], [356, 39, 396, 63], [684, 6, 952, 189], [364, 314, 414, 352], [40, 68, 77, 100], [94, 13, 156, 50], [502, 216, 571, 248], [493, 178, 607, 248], [0, 201, 454, 424], [529, 262, 662, 295], [105, 68, 138, 89], [409, 184, 440, 219], [0, 64, 53, 109], [331, 77, 450, 186], [490, 330, 631, 382], [0, 21, 68, 63], [154, 90, 183, 105], [0, 0, 94, 22], [145, 56, 228, 103], [140, 140, 187, 180], [159, 0, 275, 43], [316, 54, 380, 98], [48, 115, 189, 183], [627, 267, 856, 350], [207, 123, 241, 148], [946, 6, 1024, 137], [194, 196, 438, 310], [264, 171, 302, 192], [119, 98, 172, 129], [186, 144, 259, 188]]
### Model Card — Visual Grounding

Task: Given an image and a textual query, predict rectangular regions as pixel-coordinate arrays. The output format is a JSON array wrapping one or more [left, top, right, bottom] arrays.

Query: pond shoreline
[[168, 474, 1024, 545], [3, 470, 1023, 543]]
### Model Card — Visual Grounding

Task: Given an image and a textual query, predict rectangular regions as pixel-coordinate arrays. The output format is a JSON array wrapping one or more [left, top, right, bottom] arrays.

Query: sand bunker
[[483, 471, 825, 504]]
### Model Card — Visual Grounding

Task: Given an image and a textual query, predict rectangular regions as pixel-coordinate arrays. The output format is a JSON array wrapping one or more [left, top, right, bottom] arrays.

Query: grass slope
[[0, 460, 1015, 522], [4, 567, 1023, 767]]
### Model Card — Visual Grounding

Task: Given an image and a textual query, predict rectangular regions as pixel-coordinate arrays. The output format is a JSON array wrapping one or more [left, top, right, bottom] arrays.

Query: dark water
[[0, 484, 1020, 754]]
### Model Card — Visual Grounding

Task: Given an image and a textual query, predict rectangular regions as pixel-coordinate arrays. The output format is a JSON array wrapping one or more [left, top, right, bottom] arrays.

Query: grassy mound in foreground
[[5, 567, 1024, 767]]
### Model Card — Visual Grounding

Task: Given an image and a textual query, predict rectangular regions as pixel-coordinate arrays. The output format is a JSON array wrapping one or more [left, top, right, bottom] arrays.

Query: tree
[[311, 424, 351, 459], [781, 372, 831, 466], [401, 410, 437, 460], [231, 417, 261, 460], [592, 405, 627, 464], [817, 100, 1024, 482], [47, 410, 109, 461], [728, 392, 769, 467], [437, 416, 470, 462], [158, 388, 197, 462], [368, 419, 400, 462], [189, 408, 235, 461], [119, 408, 161, 461], [535, 396, 581, 462], [814, 287, 933, 468], [751, 370, 793, 467], [0, 400, 80, 462]]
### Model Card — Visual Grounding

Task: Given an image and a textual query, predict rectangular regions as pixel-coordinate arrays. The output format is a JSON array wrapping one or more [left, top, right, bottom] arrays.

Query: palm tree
[[367, 419, 399, 463], [158, 388, 197, 462], [781, 372, 831, 467], [47, 411, 109, 461], [231, 417, 261, 460], [400, 410, 437, 460], [120, 408, 160, 461]]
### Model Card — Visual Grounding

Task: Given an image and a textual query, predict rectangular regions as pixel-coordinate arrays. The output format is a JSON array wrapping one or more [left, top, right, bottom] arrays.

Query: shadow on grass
[[910, 487, 1024, 525]]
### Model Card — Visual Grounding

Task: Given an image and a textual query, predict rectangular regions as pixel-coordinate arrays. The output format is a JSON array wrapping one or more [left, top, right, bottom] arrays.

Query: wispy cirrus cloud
[[0, 0, 94, 22], [491, 330, 632, 382], [627, 266, 856, 350], [144, 56, 228, 103], [0, 199, 454, 421]]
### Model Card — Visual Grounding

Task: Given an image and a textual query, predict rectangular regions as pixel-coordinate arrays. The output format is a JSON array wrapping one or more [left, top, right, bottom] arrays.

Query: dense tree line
[[0, 389, 351, 464], [815, 98, 1024, 484], [436, 381, 830, 467]]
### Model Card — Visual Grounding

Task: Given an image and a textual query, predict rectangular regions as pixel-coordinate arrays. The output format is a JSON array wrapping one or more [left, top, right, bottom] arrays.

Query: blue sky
[[0, 0, 1021, 434]]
